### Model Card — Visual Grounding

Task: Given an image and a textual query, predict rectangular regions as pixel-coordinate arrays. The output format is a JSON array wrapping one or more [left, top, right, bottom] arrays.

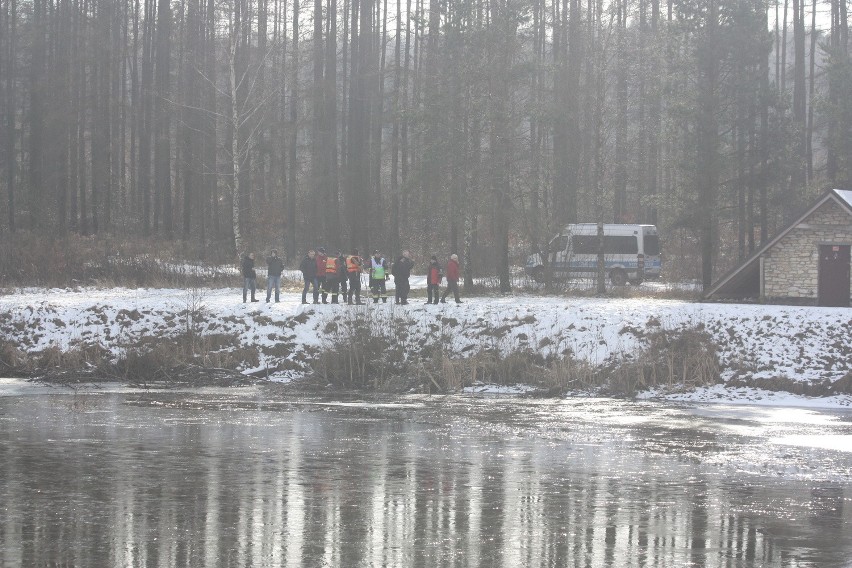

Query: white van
[[525, 224, 661, 285]]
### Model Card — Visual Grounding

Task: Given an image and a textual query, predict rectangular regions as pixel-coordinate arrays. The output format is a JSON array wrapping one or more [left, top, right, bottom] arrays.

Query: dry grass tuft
[[600, 327, 721, 396]]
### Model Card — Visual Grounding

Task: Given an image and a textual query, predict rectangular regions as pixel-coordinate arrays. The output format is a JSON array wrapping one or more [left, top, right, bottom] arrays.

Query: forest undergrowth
[[0, 234, 239, 288], [0, 233, 703, 302]]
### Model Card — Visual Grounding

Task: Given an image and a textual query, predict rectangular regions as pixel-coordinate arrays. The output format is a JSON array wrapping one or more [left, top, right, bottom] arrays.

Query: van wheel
[[609, 269, 627, 287], [529, 267, 545, 283]]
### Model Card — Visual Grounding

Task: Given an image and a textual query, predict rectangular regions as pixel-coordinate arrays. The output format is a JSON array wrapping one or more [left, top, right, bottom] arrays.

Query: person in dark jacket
[[336, 251, 348, 303], [265, 249, 285, 303], [440, 254, 462, 304], [299, 249, 318, 304], [315, 247, 329, 304], [426, 256, 442, 305], [241, 252, 259, 303], [392, 250, 414, 305], [345, 249, 365, 304]]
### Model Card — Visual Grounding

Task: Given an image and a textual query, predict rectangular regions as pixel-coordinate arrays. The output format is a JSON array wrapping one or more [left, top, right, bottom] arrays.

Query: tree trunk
[[325, 0, 340, 250], [781, 0, 788, 92], [203, 0, 217, 250], [791, 0, 806, 213], [647, 0, 660, 224], [229, 19, 243, 254], [388, 0, 402, 257], [5, 0, 17, 232], [490, 0, 515, 293], [28, 0, 47, 231], [69, 0, 81, 233], [55, 0, 71, 235], [140, 0, 155, 235], [182, 0, 201, 241], [310, 0, 325, 244], [613, 0, 627, 222], [117, 0, 128, 225], [78, 0, 89, 237], [90, 1, 112, 235], [129, 0, 140, 226], [698, 0, 719, 291], [400, 0, 412, 230], [372, 0, 388, 252], [760, 1, 770, 245], [287, 0, 299, 259], [276, 0, 288, 256], [235, 0, 251, 242], [155, 0, 172, 236], [256, 0, 268, 203], [806, 0, 817, 182]]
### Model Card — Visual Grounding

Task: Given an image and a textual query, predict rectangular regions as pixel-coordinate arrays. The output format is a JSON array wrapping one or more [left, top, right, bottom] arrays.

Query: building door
[[818, 245, 851, 307]]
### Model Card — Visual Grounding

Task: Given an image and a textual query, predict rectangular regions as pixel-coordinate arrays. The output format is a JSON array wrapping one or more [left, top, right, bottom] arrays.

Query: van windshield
[[643, 235, 660, 256]]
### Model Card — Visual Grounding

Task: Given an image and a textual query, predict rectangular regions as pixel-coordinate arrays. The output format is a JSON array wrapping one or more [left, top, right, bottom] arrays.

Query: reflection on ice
[[1, 391, 851, 567], [690, 405, 842, 426]]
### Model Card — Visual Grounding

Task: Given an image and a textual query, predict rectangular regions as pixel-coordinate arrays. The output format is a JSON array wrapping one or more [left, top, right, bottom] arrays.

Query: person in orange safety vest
[[324, 252, 342, 303], [345, 249, 365, 304]]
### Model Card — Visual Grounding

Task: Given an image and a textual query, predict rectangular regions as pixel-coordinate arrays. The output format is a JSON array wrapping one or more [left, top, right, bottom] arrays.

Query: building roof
[[705, 188, 852, 299]]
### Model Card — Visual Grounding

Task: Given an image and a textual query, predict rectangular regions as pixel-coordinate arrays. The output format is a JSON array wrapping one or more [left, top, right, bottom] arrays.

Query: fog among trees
[[1, 0, 850, 289]]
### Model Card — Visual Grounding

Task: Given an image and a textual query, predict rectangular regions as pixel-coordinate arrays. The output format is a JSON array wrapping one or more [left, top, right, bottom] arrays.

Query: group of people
[[241, 250, 285, 303], [240, 248, 463, 305]]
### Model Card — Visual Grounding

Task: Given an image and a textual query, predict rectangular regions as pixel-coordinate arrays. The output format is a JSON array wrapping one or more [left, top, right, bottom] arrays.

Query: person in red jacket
[[426, 256, 442, 304], [440, 254, 462, 304]]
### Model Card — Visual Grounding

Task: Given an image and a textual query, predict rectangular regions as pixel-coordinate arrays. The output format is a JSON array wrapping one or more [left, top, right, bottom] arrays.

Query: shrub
[[0, 326, 256, 385], [313, 306, 423, 391], [313, 309, 722, 396], [431, 349, 596, 395], [311, 308, 598, 394], [600, 326, 721, 396], [110, 331, 257, 383], [0, 336, 30, 375]]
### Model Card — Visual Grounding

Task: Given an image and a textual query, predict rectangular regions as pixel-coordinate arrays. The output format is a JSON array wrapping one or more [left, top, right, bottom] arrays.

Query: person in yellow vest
[[324, 252, 342, 304], [345, 249, 365, 304], [369, 250, 390, 303]]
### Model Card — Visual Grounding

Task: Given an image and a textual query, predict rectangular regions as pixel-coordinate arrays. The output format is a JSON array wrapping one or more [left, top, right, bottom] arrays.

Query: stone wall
[[763, 200, 852, 300]]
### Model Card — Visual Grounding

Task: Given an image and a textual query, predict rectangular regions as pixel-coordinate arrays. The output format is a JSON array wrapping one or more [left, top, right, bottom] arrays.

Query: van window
[[604, 236, 638, 254], [549, 235, 569, 252], [643, 235, 660, 255], [571, 235, 598, 254], [571, 235, 638, 255]]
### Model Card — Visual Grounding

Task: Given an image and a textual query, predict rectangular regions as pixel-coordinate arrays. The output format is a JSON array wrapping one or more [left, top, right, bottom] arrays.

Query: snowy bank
[[1, 287, 850, 403]]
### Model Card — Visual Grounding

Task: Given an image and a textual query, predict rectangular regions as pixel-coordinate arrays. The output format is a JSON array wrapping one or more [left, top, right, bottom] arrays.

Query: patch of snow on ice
[[771, 435, 852, 453]]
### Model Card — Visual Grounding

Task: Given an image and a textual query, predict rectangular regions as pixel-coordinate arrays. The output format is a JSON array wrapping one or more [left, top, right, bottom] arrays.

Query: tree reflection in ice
[[0, 393, 850, 567]]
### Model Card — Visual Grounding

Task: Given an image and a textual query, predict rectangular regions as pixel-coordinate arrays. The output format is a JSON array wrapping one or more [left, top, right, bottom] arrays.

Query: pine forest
[[1, 0, 851, 290]]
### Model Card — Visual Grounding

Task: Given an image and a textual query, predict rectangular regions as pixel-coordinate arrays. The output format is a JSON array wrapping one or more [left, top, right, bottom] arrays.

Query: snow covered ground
[[1, 286, 850, 407]]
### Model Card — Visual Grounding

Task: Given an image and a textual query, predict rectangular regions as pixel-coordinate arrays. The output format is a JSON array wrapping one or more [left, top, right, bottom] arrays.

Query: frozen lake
[[1, 385, 851, 567]]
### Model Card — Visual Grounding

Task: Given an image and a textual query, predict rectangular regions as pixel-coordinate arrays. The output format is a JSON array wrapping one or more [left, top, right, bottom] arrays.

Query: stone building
[[705, 189, 852, 306]]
